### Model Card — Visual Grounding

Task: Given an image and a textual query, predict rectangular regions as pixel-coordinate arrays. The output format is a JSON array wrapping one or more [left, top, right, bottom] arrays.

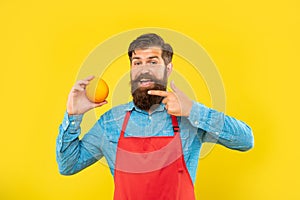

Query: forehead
[[132, 47, 162, 59]]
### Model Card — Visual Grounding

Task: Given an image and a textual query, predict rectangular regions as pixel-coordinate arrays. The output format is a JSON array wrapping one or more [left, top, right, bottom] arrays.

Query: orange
[[85, 77, 109, 103]]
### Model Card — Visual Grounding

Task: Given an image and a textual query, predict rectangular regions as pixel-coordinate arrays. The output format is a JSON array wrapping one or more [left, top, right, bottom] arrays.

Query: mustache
[[131, 73, 164, 85]]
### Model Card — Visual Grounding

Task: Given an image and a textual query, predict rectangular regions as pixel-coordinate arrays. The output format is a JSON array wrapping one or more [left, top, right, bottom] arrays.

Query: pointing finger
[[148, 90, 169, 97]]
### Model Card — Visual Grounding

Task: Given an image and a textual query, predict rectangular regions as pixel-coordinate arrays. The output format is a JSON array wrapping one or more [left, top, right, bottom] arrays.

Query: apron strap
[[171, 115, 180, 133], [121, 111, 131, 138]]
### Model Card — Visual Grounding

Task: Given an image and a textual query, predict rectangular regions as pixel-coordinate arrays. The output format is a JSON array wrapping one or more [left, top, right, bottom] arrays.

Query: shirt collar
[[125, 101, 166, 114]]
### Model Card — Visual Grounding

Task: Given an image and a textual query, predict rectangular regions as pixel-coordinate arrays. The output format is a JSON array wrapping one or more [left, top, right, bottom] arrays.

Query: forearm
[[56, 112, 100, 175], [188, 101, 254, 151], [216, 115, 253, 151]]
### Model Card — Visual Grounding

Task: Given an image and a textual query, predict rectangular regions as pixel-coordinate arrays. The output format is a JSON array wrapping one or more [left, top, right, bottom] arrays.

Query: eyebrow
[[132, 56, 160, 60], [132, 56, 141, 60], [148, 56, 159, 60]]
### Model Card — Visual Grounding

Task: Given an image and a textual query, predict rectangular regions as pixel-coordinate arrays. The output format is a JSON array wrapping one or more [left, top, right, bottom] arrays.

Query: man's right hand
[[66, 75, 108, 115]]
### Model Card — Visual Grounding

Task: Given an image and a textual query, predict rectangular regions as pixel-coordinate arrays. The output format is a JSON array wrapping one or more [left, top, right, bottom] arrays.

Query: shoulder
[[98, 102, 134, 124]]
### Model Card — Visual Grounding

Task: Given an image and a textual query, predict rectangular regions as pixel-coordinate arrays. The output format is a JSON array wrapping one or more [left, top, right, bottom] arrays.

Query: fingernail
[[147, 91, 151, 94]]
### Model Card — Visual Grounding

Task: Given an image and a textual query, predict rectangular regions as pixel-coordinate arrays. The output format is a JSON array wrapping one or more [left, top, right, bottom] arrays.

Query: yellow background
[[1, 0, 299, 199]]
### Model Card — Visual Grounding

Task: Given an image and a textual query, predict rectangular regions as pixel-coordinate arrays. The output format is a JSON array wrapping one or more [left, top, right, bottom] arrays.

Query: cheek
[[130, 69, 137, 80], [154, 72, 164, 79], [154, 68, 167, 79]]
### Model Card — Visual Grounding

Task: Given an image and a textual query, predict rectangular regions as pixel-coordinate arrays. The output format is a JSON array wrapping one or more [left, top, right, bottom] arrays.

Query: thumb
[[170, 80, 179, 93], [92, 100, 108, 108]]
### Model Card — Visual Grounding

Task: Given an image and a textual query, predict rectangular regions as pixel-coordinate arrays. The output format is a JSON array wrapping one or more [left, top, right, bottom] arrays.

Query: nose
[[140, 65, 151, 74]]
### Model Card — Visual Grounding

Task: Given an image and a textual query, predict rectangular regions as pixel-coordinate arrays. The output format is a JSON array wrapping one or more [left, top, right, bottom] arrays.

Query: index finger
[[83, 75, 95, 81], [148, 90, 169, 97]]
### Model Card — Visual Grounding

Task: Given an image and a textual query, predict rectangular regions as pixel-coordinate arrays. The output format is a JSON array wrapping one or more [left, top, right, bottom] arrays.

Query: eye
[[150, 61, 157, 65], [133, 62, 142, 66]]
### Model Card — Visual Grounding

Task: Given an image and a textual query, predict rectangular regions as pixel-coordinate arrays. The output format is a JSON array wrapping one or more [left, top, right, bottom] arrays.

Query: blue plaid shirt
[[56, 101, 253, 183]]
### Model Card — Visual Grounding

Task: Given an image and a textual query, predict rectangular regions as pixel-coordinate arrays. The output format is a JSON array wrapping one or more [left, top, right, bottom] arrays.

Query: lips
[[139, 78, 154, 87]]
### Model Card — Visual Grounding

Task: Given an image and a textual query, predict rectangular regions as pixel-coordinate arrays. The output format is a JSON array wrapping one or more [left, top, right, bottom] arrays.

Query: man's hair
[[128, 33, 173, 65]]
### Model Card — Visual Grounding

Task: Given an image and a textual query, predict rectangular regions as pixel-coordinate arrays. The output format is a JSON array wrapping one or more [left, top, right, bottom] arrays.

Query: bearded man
[[56, 33, 254, 200]]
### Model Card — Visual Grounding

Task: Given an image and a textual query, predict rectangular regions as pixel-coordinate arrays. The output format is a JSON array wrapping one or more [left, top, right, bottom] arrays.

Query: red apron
[[113, 111, 195, 200]]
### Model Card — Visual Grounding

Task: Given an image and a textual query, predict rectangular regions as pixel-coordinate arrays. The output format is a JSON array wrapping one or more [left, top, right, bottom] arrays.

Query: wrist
[[184, 100, 193, 117]]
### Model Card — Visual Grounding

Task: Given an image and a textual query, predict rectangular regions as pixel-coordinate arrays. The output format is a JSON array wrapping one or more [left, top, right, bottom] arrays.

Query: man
[[56, 33, 254, 200]]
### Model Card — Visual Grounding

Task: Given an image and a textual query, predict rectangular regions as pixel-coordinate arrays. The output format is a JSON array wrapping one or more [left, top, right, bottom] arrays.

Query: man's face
[[130, 47, 168, 87], [130, 47, 172, 111]]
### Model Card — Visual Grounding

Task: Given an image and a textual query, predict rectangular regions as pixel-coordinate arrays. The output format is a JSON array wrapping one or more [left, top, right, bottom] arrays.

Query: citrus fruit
[[86, 77, 109, 103]]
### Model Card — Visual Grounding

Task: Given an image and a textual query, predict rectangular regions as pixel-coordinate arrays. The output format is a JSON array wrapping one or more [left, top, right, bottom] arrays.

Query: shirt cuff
[[61, 111, 84, 132], [187, 101, 225, 133]]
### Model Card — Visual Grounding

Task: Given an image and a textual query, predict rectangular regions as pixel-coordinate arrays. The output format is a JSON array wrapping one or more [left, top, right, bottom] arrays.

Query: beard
[[131, 73, 167, 111]]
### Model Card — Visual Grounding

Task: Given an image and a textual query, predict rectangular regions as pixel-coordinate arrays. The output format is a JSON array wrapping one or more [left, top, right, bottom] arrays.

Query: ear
[[166, 62, 173, 77]]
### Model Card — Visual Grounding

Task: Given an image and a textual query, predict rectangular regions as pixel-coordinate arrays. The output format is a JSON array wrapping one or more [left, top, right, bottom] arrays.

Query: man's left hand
[[148, 81, 193, 117]]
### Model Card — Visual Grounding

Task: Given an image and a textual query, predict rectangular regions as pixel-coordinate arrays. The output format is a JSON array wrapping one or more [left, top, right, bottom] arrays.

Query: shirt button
[[149, 116, 152, 120], [194, 121, 199, 125], [215, 132, 219, 135], [71, 121, 75, 125], [59, 140, 62, 143]]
